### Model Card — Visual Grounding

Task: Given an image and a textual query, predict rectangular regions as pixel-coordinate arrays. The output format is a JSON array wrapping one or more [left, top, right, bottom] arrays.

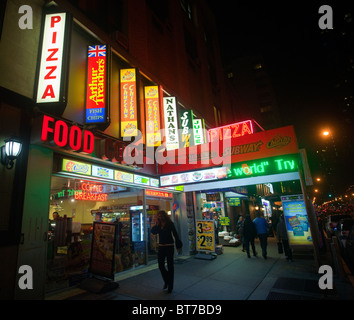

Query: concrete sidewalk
[[47, 237, 354, 301]]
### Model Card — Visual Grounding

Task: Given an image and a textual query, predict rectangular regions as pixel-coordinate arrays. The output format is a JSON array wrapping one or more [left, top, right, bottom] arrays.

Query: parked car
[[335, 218, 354, 247], [325, 214, 352, 236]]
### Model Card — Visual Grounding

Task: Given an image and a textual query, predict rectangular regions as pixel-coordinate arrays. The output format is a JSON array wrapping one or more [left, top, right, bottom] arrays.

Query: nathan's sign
[[35, 12, 70, 107], [208, 120, 253, 143], [163, 97, 179, 151], [85, 45, 108, 124], [159, 126, 299, 174]]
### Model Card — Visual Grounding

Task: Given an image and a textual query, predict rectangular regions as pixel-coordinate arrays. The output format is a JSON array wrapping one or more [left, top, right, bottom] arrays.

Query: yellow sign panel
[[196, 220, 215, 252]]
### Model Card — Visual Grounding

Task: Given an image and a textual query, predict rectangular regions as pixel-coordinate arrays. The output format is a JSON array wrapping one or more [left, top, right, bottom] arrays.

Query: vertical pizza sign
[[85, 45, 107, 124], [36, 12, 68, 104], [144, 86, 161, 147], [120, 69, 138, 137]]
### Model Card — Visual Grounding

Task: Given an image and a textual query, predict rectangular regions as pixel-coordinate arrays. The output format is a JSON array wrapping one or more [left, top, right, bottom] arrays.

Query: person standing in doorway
[[151, 210, 182, 293], [243, 215, 257, 258], [277, 214, 293, 262], [253, 212, 269, 259]]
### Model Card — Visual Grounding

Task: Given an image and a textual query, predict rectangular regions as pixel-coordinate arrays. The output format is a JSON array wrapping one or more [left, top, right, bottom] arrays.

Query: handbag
[[277, 241, 283, 254]]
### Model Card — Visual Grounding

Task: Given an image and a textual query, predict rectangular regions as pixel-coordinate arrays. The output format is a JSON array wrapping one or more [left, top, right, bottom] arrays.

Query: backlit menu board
[[160, 167, 228, 187]]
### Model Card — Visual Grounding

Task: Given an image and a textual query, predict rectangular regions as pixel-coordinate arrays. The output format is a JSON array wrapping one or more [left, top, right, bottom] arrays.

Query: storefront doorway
[[46, 175, 145, 293]]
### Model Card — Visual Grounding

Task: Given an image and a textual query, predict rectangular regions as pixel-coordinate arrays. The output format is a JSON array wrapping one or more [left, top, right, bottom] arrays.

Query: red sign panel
[[146, 189, 173, 198], [208, 120, 254, 143], [159, 125, 299, 174], [85, 45, 107, 124]]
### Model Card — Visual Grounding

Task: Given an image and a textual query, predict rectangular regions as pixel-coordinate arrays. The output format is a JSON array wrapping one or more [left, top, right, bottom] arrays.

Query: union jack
[[88, 45, 106, 58]]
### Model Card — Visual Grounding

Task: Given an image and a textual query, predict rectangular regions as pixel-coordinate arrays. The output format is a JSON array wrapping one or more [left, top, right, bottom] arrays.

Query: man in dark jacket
[[243, 215, 257, 258], [277, 214, 293, 262]]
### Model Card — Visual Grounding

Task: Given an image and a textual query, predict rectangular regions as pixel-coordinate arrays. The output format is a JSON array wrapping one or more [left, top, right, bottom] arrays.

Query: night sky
[[209, 1, 354, 195]]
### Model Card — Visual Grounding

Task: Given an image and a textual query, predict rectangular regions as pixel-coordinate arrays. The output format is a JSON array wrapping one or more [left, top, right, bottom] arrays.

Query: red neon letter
[[69, 126, 82, 151], [54, 120, 68, 147], [50, 16, 61, 28], [83, 130, 95, 154], [41, 115, 55, 141]]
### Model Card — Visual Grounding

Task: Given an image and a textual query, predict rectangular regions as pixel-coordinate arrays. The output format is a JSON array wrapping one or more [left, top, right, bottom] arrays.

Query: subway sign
[[229, 154, 299, 179]]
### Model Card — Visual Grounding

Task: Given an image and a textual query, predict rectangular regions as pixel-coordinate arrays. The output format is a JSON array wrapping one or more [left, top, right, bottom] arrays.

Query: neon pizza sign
[[208, 120, 254, 143]]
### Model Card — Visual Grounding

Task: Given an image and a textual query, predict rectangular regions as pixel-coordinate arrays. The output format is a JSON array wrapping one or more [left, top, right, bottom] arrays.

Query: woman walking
[[151, 210, 182, 293]]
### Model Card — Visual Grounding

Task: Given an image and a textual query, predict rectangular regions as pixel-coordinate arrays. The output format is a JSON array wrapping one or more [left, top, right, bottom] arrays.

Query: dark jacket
[[151, 222, 183, 249], [276, 217, 289, 241], [243, 216, 257, 240]]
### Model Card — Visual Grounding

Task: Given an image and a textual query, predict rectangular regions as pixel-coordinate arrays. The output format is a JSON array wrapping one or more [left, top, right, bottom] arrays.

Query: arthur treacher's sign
[[163, 97, 180, 150]]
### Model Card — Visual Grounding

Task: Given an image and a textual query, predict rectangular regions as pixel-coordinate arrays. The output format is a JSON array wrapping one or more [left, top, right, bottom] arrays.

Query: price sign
[[196, 220, 215, 253]]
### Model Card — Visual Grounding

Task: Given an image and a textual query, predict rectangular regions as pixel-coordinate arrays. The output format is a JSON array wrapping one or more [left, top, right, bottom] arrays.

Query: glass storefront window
[[46, 175, 144, 293]]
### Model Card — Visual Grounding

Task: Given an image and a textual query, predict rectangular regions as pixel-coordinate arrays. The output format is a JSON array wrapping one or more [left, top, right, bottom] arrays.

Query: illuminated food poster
[[281, 194, 312, 246]]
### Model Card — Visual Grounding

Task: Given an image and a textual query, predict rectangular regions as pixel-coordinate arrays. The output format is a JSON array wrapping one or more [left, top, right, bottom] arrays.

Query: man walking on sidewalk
[[253, 212, 269, 259]]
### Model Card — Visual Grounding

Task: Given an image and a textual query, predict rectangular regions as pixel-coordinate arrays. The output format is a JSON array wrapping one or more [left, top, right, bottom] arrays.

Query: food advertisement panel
[[281, 194, 312, 246], [144, 86, 162, 147], [120, 68, 138, 137], [90, 222, 117, 279], [160, 167, 228, 187], [196, 220, 215, 252]]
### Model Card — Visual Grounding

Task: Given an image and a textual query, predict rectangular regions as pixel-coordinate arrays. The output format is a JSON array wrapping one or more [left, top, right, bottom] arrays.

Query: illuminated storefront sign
[[41, 115, 95, 153], [36, 12, 68, 104], [179, 109, 194, 148], [228, 198, 241, 207], [115, 170, 134, 183], [75, 182, 108, 201], [146, 189, 173, 198], [208, 120, 253, 143], [150, 178, 159, 188], [163, 97, 180, 150], [230, 154, 299, 179], [193, 119, 205, 145], [281, 194, 312, 246], [144, 86, 161, 147], [62, 159, 92, 176], [120, 68, 138, 137], [92, 165, 114, 180], [85, 45, 108, 124], [160, 167, 228, 187], [134, 175, 150, 186], [160, 125, 299, 175]]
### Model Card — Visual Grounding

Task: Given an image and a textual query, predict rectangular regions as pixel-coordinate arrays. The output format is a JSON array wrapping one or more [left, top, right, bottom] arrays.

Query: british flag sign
[[88, 45, 106, 58]]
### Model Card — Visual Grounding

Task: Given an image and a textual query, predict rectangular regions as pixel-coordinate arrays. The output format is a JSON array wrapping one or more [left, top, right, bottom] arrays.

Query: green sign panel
[[219, 217, 231, 226], [228, 198, 241, 206], [229, 154, 299, 179], [178, 109, 194, 148]]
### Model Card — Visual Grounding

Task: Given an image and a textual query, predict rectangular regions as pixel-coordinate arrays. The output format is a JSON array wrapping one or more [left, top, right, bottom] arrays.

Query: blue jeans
[[258, 233, 268, 258]]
